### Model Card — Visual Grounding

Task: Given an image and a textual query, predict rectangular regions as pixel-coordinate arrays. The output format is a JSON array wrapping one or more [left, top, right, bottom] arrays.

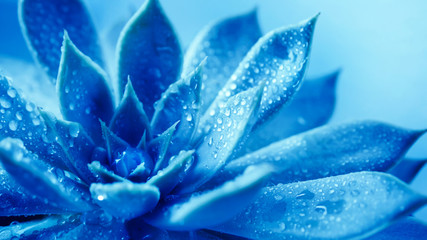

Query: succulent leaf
[[183, 9, 262, 112], [90, 181, 160, 220], [210, 172, 427, 240], [116, 0, 182, 117], [364, 217, 427, 240], [223, 121, 424, 184], [57, 32, 114, 144], [145, 164, 273, 231], [389, 158, 427, 183], [148, 121, 179, 174], [0, 138, 93, 212], [18, 0, 103, 80]]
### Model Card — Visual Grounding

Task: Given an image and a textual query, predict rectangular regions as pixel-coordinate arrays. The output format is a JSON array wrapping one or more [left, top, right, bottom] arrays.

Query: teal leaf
[[210, 172, 427, 240], [0, 138, 93, 212], [223, 121, 424, 184], [389, 158, 427, 183], [146, 150, 194, 196], [57, 32, 114, 144], [182, 9, 262, 112], [145, 164, 273, 230], [0, 215, 80, 240], [40, 111, 96, 184], [148, 121, 179, 174], [364, 217, 427, 240], [175, 85, 263, 194], [90, 182, 160, 220], [87, 161, 128, 183], [19, 0, 103, 80], [0, 167, 65, 216], [116, 0, 182, 117], [0, 75, 67, 169], [109, 80, 151, 147], [242, 70, 339, 154], [200, 14, 317, 134]]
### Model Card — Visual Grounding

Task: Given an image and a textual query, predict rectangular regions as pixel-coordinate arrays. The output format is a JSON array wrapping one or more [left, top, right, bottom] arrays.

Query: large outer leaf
[[0, 138, 93, 212], [0, 75, 67, 169], [364, 217, 427, 240], [116, 0, 182, 117], [211, 172, 427, 240], [57, 32, 114, 144], [199, 14, 317, 136], [182, 9, 262, 112], [19, 0, 103, 81], [222, 121, 424, 184], [241, 71, 338, 154], [175, 85, 263, 194], [389, 158, 427, 183]]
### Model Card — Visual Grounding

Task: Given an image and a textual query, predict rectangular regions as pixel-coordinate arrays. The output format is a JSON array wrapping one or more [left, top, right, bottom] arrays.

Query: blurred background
[[1, 0, 427, 221]]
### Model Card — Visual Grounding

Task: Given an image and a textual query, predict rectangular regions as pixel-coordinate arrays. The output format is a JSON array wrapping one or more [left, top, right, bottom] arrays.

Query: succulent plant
[[0, 0, 426, 239]]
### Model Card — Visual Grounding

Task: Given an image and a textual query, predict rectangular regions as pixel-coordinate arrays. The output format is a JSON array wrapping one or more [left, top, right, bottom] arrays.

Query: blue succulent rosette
[[0, 0, 426, 239]]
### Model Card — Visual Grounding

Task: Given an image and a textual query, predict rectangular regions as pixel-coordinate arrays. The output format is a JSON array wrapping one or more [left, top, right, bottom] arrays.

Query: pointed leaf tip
[[117, 0, 182, 117], [57, 33, 114, 144], [19, 0, 103, 80]]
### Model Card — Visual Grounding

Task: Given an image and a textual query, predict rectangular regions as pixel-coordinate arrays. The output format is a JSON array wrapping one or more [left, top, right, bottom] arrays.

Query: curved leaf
[[200, 14, 317, 135], [19, 0, 103, 80], [223, 121, 424, 184], [148, 121, 178, 174], [211, 172, 427, 240], [0, 167, 65, 216], [145, 164, 273, 231], [116, 0, 182, 117], [147, 150, 194, 196], [0, 215, 80, 240], [100, 120, 129, 164], [87, 161, 128, 183], [0, 75, 67, 169], [90, 182, 160, 220], [389, 158, 427, 183], [57, 32, 114, 144], [0, 138, 93, 212], [365, 217, 427, 240], [109, 80, 150, 147], [182, 9, 262, 112], [175, 85, 263, 194], [40, 111, 96, 184], [241, 70, 339, 154]]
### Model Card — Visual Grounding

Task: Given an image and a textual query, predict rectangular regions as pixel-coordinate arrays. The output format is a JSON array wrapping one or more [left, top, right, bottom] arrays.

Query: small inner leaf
[[148, 121, 179, 174], [182, 9, 262, 112], [109, 80, 151, 147], [211, 172, 427, 240], [90, 181, 160, 220], [116, 0, 182, 117], [57, 32, 114, 144], [145, 164, 273, 230], [19, 0, 103, 80]]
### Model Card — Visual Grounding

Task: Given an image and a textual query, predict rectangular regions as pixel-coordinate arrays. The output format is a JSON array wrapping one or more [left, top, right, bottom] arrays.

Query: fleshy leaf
[[175, 85, 263, 194], [365, 217, 427, 240], [0, 215, 80, 240], [0, 75, 67, 169], [211, 172, 427, 240], [145, 164, 273, 230], [200, 14, 317, 135], [148, 121, 179, 174], [182, 9, 262, 112], [116, 0, 182, 117], [90, 182, 160, 220], [100, 121, 128, 162], [109, 80, 150, 147], [57, 32, 114, 144], [40, 111, 96, 184], [146, 150, 194, 196], [151, 60, 203, 139], [19, 0, 103, 80], [222, 121, 424, 184], [87, 161, 128, 183], [242, 71, 339, 154], [0, 138, 93, 212], [0, 167, 65, 216], [389, 158, 427, 183]]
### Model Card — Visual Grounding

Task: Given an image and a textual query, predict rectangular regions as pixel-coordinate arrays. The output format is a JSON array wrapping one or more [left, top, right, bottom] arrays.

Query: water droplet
[[7, 89, 16, 98], [69, 124, 80, 138], [296, 189, 315, 200], [186, 114, 192, 122], [0, 97, 11, 108], [8, 121, 17, 131]]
